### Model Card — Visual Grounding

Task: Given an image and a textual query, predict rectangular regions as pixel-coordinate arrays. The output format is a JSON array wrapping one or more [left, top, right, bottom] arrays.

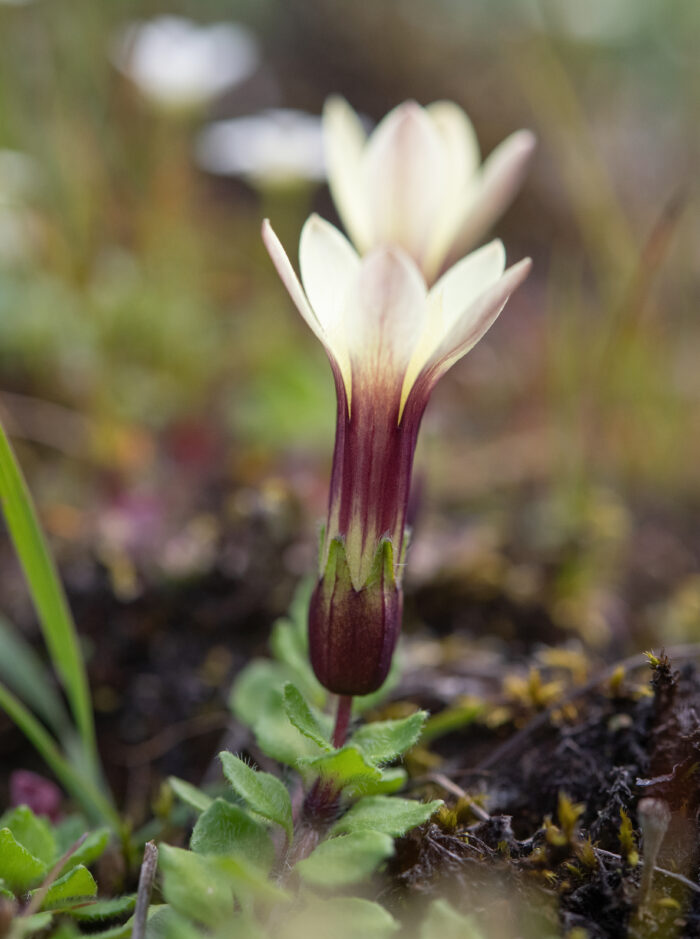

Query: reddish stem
[[332, 695, 353, 748]]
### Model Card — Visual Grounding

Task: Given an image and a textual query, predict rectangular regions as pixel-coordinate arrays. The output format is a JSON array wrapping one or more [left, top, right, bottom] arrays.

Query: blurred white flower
[[0, 149, 39, 266], [324, 97, 535, 282], [0, 149, 38, 203], [112, 16, 259, 111], [195, 109, 325, 185]]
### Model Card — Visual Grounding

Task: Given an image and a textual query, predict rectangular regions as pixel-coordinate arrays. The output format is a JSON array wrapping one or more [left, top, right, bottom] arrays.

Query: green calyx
[[320, 536, 399, 596]]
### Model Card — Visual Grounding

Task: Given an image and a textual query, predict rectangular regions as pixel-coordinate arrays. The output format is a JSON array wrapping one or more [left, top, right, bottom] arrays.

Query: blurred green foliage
[[0, 0, 698, 557]]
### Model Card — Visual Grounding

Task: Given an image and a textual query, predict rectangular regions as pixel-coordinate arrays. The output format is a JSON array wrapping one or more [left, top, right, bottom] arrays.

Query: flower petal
[[424, 258, 532, 401], [299, 214, 360, 396], [348, 246, 427, 394], [262, 217, 353, 398], [421, 101, 482, 280], [455, 129, 536, 255], [426, 101, 480, 190], [323, 96, 372, 251], [262, 218, 323, 343], [400, 240, 506, 410], [401, 256, 531, 417], [362, 102, 446, 263]]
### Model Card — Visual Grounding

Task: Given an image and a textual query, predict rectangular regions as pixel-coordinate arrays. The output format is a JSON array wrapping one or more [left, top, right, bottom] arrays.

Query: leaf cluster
[[152, 584, 443, 938], [0, 805, 134, 938]]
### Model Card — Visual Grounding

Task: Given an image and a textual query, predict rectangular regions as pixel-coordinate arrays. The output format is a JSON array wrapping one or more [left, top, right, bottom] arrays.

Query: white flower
[[263, 213, 530, 422], [264, 213, 531, 696], [0, 149, 39, 266], [112, 16, 259, 111], [323, 97, 535, 282], [195, 110, 325, 185]]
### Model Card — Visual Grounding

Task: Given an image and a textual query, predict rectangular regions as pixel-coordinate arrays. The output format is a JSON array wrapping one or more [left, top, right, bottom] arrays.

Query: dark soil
[[387, 652, 700, 939], [2, 488, 700, 937]]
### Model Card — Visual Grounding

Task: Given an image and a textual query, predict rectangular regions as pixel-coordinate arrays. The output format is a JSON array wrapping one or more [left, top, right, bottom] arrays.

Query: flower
[[195, 110, 325, 186], [112, 16, 259, 111], [0, 149, 39, 266], [323, 97, 535, 283], [263, 214, 530, 694]]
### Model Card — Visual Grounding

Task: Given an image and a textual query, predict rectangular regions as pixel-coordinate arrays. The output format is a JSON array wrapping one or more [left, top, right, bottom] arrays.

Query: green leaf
[[214, 855, 291, 906], [281, 897, 399, 939], [10, 912, 54, 936], [91, 905, 163, 939], [191, 799, 274, 870], [168, 776, 214, 814], [159, 845, 234, 929], [230, 659, 291, 730], [283, 683, 332, 750], [0, 614, 72, 740], [0, 682, 119, 830], [300, 746, 381, 793], [420, 900, 487, 939], [219, 752, 293, 841], [59, 895, 137, 921], [360, 767, 408, 796], [331, 796, 443, 837], [421, 701, 484, 744], [287, 577, 314, 635], [349, 711, 427, 764], [0, 805, 56, 865], [269, 620, 325, 704], [60, 827, 110, 873], [0, 423, 96, 768], [252, 701, 326, 767], [296, 831, 395, 887], [143, 907, 196, 939], [0, 827, 47, 891], [36, 864, 97, 908], [270, 619, 309, 680]]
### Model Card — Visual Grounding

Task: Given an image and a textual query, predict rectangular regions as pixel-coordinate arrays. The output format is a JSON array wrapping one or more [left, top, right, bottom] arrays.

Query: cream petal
[[400, 240, 506, 410], [262, 217, 353, 398], [424, 257, 532, 388], [456, 130, 536, 255], [348, 246, 427, 391], [400, 257, 531, 418], [421, 101, 482, 281], [362, 101, 446, 262], [262, 218, 324, 344], [429, 239, 506, 334], [323, 96, 373, 251], [299, 214, 359, 339], [425, 100, 481, 189]]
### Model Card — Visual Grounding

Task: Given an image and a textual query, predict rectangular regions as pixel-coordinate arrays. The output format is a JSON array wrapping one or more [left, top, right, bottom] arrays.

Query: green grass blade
[[0, 423, 96, 769], [0, 680, 121, 832], [0, 613, 72, 741]]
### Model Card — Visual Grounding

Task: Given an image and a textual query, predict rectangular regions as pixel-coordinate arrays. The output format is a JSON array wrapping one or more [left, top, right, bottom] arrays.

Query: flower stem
[[332, 695, 353, 748]]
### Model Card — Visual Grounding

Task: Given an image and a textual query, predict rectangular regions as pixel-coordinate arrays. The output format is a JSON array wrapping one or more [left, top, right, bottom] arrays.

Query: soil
[[386, 652, 700, 938], [2, 489, 700, 937]]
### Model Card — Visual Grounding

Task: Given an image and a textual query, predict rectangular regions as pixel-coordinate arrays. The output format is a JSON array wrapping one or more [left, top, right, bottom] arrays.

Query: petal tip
[[505, 256, 533, 291], [260, 217, 278, 250], [514, 129, 537, 156], [323, 94, 351, 120]]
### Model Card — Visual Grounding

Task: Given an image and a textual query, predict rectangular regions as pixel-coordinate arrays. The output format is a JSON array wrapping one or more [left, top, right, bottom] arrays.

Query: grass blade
[[0, 423, 96, 769], [0, 680, 120, 832], [0, 613, 72, 741]]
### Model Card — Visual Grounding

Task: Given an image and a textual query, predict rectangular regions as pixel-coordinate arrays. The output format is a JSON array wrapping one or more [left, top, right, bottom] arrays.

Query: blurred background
[[1, 0, 700, 797]]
